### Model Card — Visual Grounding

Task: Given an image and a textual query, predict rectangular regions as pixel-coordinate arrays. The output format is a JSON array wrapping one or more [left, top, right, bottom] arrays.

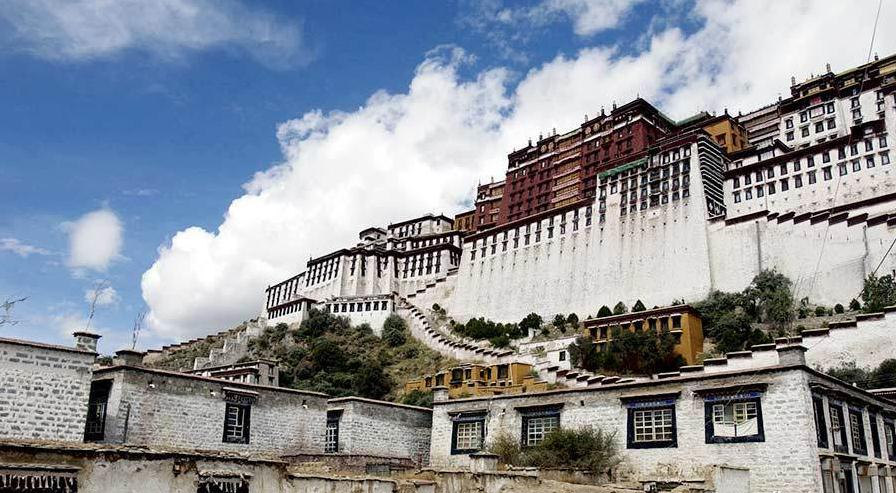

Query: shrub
[[566, 313, 579, 328], [487, 431, 522, 466], [382, 315, 408, 347], [849, 298, 862, 311], [632, 300, 646, 312], [489, 334, 511, 348], [524, 428, 619, 474], [552, 314, 566, 333], [861, 273, 896, 313], [814, 306, 827, 317], [401, 389, 433, 408], [519, 313, 543, 337], [834, 303, 844, 314], [597, 305, 612, 318], [432, 303, 441, 312], [612, 302, 627, 315]]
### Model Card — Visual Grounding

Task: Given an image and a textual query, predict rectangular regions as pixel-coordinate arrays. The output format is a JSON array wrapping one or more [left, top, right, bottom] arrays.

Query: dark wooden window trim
[[84, 379, 113, 442], [869, 412, 882, 459], [813, 395, 829, 449], [518, 404, 563, 448], [703, 393, 765, 444], [848, 408, 867, 455], [450, 412, 487, 455], [326, 410, 342, 454], [622, 394, 679, 450], [222, 403, 251, 444], [830, 402, 849, 454]]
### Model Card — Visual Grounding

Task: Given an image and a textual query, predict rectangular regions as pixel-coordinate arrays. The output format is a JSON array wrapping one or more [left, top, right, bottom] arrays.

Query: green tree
[[400, 389, 434, 408], [632, 300, 646, 312], [566, 313, 579, 328], [834, 303, 844, 314], [849, 298, 862, 311], [861, 273, 896, 313], [552, 313, 566, 332], [814, 306, 827, 317], [518, 313, 543, 337], [597, 305, 612, 318], [381, 315, 408, 347], [612, 302, 627, 315]]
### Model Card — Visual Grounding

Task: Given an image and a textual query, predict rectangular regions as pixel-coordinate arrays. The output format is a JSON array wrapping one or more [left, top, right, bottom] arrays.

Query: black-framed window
[[624, 394, 678, 449], [451, 412, 486, 455], [223, 403, 251, 444], [883, 418, 895, 460], [830, 402, 848, 454], [519, 405, 561, 447], [869, 412, 882, 459], [704, 392, 765, 444], [84, 379, 113, 442], [813, 395, 829, 448], [325, 410, 341, 453], [848, 409, 867, 455], [199, 477, 249, 493]]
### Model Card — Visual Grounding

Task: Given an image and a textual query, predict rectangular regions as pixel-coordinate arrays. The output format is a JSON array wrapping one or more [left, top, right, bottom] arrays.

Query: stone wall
[[446, 143, 716, 324], [0, 337, 95, 442], [430, 365, 857, 493], [328, 397, 432, 465], [94, 366, 328, 455]]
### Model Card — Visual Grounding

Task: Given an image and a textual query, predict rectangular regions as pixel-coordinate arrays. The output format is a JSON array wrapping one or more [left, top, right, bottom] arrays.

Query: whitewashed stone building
[[429, 345, 896, 493]]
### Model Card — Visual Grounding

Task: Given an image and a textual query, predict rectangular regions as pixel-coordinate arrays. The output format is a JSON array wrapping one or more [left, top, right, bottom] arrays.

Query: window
[[823, 167, 832, 181], [785, 118, 793, 129], [84, 380, 112, 442], [827, 118, 836, 130], [866, 156, 875, 169], [839, 163, 848, 176], [794, 160, 801, 171], [558, 350, 566, 362], [882, 152, 891, 165], [744, 174, 752, 185], [801, 127, 810, 137], [780, 179, 789, 192], [822, 151, 831, 163], [767, 182, 776, 194], [885, 419, 896, 460], [704, 393, 764, 443], [733, 177, 740, 188], [853, 159, 862, 172], [794, 175, 803, 188], [745, 189, 753, 200], [808, 156, 815, 167], [813, 396, 828, 448], [625, 395, 677, 449], [786, 131, 794, 141], [223, 402, 251, 444], [880, 135, 889, 148], [325, 411, 341, 453], [756, 186, 764, 198], [451, 413, 486, 454], [801, 112, 808, 123], [830, 403, 848, 453], [849, 409, 867, 455], [865, 139, 874, 152], [780, 163, 788, 174], [520, 406, 561, 447], [767, 167, 775, 178], [869, 413, 882, 458], [734, 191, 741, 203], [815, 122, 825, 133]]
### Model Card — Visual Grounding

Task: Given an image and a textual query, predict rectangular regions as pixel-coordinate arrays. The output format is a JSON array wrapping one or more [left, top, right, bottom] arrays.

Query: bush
[[566, 313, 579, 328], [400, 389, 434, 408], [849, 298, 862, 311], [382, 315, 408, 347], [489, 334, 511, 348], [612, 302, 627, 315], [432, 303, 441, 312], [597, 305, 612, 318], [488, 428, 619, 474], [814, 306, 827, 317], [861, 273, 896, 313], [519, 313, 543, 337], [454, 317, 523, 341], [632, 300, 646, 312], [834, 303, 844, 314], [824, 358, 896, 389], [552, 314, 566, 332]]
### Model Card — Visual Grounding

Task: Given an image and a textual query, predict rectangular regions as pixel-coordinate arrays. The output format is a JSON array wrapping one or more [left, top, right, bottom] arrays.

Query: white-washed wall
[[430, 368, 823, 493], [329, 398, 432, 464], [447, 144, 715, 323]]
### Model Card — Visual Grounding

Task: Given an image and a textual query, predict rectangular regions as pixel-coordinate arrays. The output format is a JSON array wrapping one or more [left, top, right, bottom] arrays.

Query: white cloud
[[122, 188, 159, 197], [85, 285, 120, 306], [143, 0, 896, 340], [0, 0, 307, 68], [0, 238, 51, 257], [528, 0, 646, 36], [66, 209, 123, 272]]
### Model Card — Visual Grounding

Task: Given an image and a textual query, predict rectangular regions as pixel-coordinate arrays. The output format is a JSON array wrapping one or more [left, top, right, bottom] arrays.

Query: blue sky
[[1, 0, 893, 353]]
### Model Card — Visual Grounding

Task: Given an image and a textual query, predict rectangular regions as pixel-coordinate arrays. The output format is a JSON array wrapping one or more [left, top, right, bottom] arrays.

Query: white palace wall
[[447, 143, 716, 323]]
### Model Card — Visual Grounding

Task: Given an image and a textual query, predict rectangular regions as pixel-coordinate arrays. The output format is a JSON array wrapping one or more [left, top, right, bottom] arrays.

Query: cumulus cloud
[[66, 209, 123, 272], [0, 238, 51, 257], [84, 285, 120, 307], [0, 0, 308, 68], [143, 0, 896, 340]]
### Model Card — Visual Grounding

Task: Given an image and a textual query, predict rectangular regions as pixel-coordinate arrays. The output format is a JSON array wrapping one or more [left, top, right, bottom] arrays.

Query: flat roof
[[583, 304, 698, 326], [0, 439, 286, 464], [328, 396, 432, 412], [94, 365, 329, 398], [0, 336, 96, 356], [431, 363, 896, 411]]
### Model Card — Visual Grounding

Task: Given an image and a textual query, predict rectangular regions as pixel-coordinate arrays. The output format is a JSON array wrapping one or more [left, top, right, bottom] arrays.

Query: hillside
[[238, 308, 454, 402]]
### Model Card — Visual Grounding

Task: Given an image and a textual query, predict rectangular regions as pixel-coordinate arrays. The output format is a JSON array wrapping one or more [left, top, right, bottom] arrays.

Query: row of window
[[268, 301, 305, 319], [732, 152, 892, 203], [469, 208, 592, 261], [813, 394, 896, 460], [401, 251, 443, 278], [327, 299, 390, 314], [449, 391, 766, 456]]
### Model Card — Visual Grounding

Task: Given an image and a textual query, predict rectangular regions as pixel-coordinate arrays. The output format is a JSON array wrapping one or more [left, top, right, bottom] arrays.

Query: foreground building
[[429, 345, 896, 493]]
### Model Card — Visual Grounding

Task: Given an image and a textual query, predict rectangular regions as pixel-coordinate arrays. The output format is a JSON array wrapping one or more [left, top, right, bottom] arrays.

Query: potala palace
[[264, 54, 896, 328]]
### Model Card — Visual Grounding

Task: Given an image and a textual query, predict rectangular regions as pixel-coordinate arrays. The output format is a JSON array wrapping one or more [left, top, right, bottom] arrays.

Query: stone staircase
[[395, 292, 513, 364], [191, 319, 265, 370], [533, 359, 645, 388]]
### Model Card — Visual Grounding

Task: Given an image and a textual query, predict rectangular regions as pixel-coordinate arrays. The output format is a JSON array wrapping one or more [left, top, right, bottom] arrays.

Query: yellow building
[[404, 362, 547, 399], [582, 304, 704, 365]]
